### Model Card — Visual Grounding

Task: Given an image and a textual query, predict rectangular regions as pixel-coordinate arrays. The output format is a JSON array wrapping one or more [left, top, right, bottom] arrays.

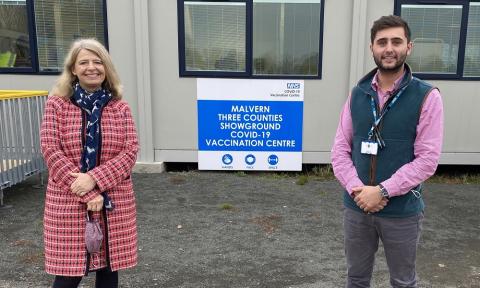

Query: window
[[178, 0, 324, 79], [395, 0, 480, 79], [464, 2, 480, 76], [0, 0, 107, 74], [253, 1, 321, 76], [184, 2, 246, 73], [0, 0, 31, 69]]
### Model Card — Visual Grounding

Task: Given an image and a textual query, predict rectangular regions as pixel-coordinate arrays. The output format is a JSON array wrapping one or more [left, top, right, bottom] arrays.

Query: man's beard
[[373, 53, 407, 74]]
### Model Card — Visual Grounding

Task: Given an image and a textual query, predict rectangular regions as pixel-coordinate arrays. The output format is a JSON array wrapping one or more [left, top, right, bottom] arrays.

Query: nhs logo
[[287, 83, 301, 89]]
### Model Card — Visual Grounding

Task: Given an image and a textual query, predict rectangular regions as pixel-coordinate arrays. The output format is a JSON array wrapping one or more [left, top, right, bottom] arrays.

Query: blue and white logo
[[287, 83, 300, 89], [268, 154, 279, 166], [245, 154, 256, 165], [222, 154, 233, 165]]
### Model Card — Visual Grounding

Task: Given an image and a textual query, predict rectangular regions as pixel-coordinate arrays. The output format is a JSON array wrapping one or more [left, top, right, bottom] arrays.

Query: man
[[331, 15, 443, 288]]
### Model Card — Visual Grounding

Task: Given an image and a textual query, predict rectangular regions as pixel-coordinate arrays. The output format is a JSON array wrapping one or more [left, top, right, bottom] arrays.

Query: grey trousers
[[343, 208, 424, 288]]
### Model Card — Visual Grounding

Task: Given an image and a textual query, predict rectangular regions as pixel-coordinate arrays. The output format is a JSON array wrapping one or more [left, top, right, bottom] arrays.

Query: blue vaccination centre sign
[[197, 79, 303, 171]]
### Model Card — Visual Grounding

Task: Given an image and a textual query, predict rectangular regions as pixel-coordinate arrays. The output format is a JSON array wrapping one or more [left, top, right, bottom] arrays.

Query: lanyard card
[[361, 140, 378, 155]]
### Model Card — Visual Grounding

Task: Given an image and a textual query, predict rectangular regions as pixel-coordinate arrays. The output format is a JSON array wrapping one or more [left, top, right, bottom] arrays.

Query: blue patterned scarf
[[72, 82, 114, 210]]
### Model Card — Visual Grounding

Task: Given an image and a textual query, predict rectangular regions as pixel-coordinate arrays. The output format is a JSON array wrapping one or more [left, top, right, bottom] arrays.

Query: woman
[[40, 38, 138, 288]]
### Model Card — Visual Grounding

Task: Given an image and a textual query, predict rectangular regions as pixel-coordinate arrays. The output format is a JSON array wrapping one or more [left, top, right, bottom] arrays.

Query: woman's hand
[[86, 194, 104, 211], [70, 172, 96, 196]]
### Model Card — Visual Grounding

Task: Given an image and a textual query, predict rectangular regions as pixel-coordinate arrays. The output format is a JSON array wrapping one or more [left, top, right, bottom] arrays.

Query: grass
[[296, 165, 336, 184], [259, 171, 291, 179], [175, 163, 480, 185], [296, 175, 308, 185], [428, 173, 480, 184], [307, 165, 336, 181], [427, 165, 480, 184], [258, 165, 336, 182], [285, 165, 480, 185], [219, 203, 234, 210]]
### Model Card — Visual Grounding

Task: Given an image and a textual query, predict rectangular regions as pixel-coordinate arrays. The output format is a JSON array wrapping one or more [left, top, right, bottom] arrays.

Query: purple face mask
[[85, 214, 103, 253]]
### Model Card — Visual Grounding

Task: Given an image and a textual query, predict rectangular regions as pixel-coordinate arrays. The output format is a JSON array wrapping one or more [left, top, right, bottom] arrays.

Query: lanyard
[[368, 86, 407, 148]]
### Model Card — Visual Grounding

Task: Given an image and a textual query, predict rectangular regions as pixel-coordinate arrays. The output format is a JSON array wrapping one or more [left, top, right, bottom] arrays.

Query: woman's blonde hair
[[50, 38, 123, 99]]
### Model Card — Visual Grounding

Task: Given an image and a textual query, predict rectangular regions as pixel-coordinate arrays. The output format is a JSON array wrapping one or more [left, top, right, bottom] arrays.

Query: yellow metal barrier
[[0, 90, 48, 99], [0, 90, 48, 206]]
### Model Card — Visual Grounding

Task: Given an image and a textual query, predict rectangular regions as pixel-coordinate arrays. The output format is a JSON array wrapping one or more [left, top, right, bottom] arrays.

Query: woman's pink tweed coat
[[40, 96, 139, 276]]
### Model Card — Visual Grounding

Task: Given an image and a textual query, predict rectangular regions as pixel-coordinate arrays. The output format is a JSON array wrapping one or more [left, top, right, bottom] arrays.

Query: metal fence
[[0, 90, 48, 206]]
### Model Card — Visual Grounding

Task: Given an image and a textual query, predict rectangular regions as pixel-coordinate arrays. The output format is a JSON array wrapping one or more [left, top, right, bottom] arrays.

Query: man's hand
[[70, 172, 96, 196], [352, 185, 388, 213], [86, 194, 104, 211]]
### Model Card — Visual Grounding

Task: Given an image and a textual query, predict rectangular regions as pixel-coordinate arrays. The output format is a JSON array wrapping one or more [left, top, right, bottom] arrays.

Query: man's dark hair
[[370, 15, 411, 43]]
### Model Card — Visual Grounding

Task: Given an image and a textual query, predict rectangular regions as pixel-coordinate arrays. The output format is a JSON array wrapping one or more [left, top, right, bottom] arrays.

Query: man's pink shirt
[[331, 72, 444, 197]]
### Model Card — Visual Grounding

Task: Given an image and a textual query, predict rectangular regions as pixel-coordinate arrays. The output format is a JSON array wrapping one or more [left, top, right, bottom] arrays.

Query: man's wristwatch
[[379, 184, 389, 198]]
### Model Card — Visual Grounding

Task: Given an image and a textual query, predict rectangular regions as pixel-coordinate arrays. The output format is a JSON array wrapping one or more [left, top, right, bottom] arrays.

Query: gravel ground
[[0, 171, 479, 288]]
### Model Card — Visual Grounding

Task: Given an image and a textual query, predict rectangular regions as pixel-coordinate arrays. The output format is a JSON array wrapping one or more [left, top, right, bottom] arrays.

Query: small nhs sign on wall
[[287, 83, 301, 89]]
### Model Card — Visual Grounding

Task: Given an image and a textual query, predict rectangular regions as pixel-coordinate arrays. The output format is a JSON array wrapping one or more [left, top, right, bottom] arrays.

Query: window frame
[[0, 0, 109, 75], [395, 0, 480, 80], [177, 0, 325, 79]]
